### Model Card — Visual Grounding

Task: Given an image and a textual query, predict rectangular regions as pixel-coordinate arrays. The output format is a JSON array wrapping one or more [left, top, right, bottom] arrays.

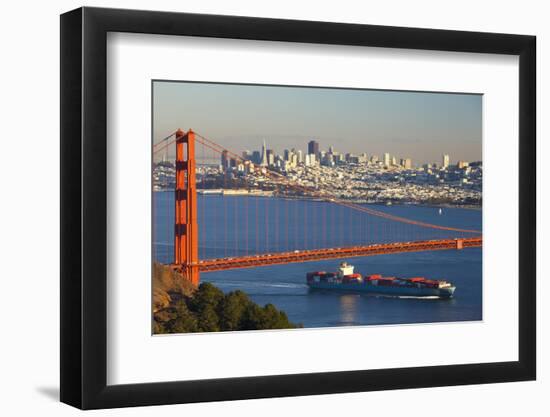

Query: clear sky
[[153, 81, 482, 166]]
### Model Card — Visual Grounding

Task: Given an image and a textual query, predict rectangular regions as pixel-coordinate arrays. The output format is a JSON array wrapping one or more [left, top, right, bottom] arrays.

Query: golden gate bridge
[[153, 129, 482, 285]]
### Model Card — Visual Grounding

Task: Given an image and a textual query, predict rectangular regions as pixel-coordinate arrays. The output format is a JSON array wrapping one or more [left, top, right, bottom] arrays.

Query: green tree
[[240, 303, 267, 330], [169, 300, 198, 333], [153, 282, 300, 334], [197, 305, 220, 332], [240, 302, 299, 330], [262, 304, 288, 329], [153, 319, 168, 334], [189, 282, 224, 313], [218, 290, 250, 331]]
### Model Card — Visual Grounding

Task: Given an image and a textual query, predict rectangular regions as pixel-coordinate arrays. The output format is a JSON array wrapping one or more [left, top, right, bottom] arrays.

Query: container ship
[[306, 262, 456, 298]]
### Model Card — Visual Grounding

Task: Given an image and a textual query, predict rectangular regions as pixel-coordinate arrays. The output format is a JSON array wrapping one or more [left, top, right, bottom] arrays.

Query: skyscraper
[[267, 149, 275, 166], [442, 154, 450, 169], [221, 150, 229, 170], [305, 153, 316, 166], [252, 150, 261, 164], [284, 149, 291, 161], [308, 140, 319, 157], [260, 140, 268, 166], [383, 152, 391, 167]]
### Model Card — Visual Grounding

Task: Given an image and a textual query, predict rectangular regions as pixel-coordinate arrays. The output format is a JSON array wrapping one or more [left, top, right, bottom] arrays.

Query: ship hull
[[307, 282, 456, 298]]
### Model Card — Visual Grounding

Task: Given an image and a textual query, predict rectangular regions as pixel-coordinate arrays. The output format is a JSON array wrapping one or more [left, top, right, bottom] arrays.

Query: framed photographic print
[[60, 6, 536, 409]]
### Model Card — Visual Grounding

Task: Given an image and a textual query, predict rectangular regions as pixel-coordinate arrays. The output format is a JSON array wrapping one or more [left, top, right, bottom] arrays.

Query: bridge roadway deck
[[193, 237, 482, 272]]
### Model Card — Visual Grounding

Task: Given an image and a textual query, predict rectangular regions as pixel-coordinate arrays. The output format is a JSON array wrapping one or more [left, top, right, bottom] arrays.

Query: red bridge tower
[[174, 129, 199, 285]]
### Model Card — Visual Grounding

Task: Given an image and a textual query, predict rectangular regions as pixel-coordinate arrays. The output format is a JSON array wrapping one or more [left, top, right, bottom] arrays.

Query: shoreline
[[154, 189, 481, 210]]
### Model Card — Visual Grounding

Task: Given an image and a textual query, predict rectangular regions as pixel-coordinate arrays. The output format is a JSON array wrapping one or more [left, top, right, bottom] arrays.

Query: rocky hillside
[[152, 263, 196, 313]]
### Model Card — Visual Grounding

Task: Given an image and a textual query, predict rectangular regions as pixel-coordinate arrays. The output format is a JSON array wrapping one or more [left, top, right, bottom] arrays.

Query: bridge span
[[192, 237, 482, 272]]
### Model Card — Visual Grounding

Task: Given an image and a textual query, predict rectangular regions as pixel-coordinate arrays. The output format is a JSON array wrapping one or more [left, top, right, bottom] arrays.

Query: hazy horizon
[[153, 81, 482, 166]]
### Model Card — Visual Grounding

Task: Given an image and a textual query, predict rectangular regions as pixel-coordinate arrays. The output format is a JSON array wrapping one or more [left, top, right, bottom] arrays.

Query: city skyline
[[153, 81, 482, 165], [221, 138, 474, 170]]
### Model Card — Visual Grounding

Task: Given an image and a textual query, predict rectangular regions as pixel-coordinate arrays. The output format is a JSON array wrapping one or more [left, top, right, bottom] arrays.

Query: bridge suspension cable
[[153, 132, 178, 155]]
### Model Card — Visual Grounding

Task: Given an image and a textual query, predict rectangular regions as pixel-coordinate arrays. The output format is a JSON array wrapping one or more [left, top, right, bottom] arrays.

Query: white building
[[305, 153, 317, 167], [383, 152, 391, 167], [442, 154, 450, 169]]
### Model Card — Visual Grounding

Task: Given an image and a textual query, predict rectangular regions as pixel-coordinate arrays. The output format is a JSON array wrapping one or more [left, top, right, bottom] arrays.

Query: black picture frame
[[60, 6, 536, 410]]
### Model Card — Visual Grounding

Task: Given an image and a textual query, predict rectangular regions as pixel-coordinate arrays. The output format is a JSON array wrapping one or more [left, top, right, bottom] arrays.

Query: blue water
[[153, 193, 482, 327]]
